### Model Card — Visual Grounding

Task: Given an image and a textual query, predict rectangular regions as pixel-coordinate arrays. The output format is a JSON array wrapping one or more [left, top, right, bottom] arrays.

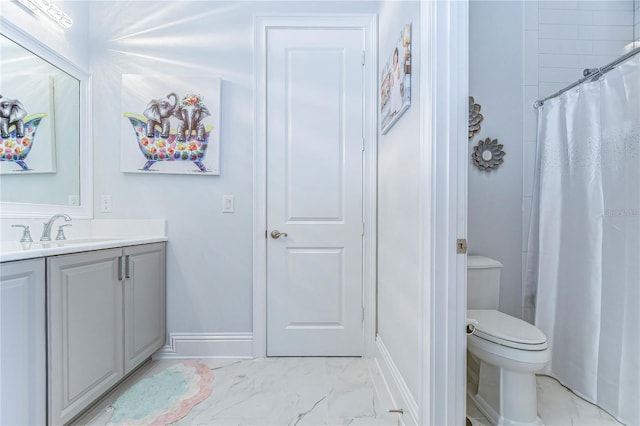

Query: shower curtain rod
[[534, 46, 640, 108]]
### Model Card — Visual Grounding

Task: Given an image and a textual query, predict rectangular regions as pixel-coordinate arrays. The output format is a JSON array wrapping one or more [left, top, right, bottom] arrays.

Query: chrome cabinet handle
[[124, 255, 131, 279], [270, 230, 288, 239], [118, 256, 124, 281]]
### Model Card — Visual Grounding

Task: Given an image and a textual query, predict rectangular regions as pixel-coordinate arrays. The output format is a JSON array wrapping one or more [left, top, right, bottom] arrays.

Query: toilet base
[[468, 392, 543, 426], [467, 361, 544, 426]]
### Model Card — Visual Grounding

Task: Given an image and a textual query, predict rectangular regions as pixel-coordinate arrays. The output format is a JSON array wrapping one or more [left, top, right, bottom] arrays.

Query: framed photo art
[[380, 23, 412, 134], [120, 74, 221, 175]]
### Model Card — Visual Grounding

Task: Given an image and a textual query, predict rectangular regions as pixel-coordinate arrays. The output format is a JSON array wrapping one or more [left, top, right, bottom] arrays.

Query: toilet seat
[[468, 309, 548, 351]]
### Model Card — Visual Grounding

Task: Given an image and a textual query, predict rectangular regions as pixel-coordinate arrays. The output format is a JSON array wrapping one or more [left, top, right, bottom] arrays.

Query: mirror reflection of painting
[[0, 95, 28, 138], [0, 32, 82, 209], [121, 75, 221, 175], [381, 23, 411, 134], [0, 75, 56, 174], [0, 94, 46, 171]]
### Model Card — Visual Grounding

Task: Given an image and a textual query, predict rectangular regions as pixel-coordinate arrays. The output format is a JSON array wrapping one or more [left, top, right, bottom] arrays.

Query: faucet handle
[[12, 224, 33, 243], [55, 224, 72, 241]]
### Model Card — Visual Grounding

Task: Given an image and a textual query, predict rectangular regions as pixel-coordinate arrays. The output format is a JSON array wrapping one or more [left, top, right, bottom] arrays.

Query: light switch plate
[[222, 195, 234, 213]]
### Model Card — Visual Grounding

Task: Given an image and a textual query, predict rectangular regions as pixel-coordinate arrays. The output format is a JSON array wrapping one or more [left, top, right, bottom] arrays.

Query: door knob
[[271, 230, 288, 239]]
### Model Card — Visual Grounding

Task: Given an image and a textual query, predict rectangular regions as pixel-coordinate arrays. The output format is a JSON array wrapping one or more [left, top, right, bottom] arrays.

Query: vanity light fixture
[[15, 0, 73, 29]]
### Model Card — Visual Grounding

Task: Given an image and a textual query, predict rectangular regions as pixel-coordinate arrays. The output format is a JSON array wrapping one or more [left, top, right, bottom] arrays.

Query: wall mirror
[[0, 17, 91, 218]]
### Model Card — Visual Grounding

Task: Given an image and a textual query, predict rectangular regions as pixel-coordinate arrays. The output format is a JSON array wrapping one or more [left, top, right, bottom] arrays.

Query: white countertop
[[0, 237, 168, 262], [0, 219, 167, 263]]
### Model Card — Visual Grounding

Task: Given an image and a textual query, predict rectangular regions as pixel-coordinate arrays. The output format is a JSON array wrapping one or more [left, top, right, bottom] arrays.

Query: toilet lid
[[468, 309, 548, 350]]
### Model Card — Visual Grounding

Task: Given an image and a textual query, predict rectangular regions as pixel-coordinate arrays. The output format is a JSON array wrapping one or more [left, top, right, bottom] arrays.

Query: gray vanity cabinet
[[47, 242, 166, 425], [0, 258, 46, 426], [48, 248, 124, 425], [123, 243, 166, 374]]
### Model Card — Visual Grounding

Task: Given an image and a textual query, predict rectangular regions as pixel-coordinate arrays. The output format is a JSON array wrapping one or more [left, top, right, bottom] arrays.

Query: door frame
[[253, 14, 378, 358], [420, 1, 469, 425]]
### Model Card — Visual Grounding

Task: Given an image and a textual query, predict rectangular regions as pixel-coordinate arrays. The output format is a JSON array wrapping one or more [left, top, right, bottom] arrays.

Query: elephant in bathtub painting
[[0, 95, 47, 171], [121, 76, 221, 175]]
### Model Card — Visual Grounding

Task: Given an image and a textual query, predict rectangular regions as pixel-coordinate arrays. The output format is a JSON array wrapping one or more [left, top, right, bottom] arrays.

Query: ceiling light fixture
[[15, 0, 73, 29]]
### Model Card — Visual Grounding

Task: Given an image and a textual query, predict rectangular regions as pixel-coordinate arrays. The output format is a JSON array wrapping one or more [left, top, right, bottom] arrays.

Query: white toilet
[[467, 256, 550, 426]]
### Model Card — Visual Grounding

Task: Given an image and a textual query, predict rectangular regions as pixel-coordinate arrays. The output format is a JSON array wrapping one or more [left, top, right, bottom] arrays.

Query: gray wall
[[88, 1, 379, 336], [468, 0, 524, 318], [469, 0, 636, 320], [376, 0, 422, 401], [635, 0, 640, 41]]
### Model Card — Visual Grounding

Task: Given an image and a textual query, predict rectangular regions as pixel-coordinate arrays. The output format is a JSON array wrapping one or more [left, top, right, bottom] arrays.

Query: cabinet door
[[124, 242, 166, 374], [48, 249, 124, 425], [0, 259, 46, 426]]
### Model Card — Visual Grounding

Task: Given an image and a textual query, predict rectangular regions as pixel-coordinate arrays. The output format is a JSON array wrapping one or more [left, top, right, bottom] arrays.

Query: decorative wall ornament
[[380, 23, 412, 134], [469, 96, 483, 140], [472, 137, 505, 171], [121, 75, 221, 175]]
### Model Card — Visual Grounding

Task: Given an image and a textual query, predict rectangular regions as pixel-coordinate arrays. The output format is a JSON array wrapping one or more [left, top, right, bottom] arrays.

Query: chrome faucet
[[41, 214, 72, 241]]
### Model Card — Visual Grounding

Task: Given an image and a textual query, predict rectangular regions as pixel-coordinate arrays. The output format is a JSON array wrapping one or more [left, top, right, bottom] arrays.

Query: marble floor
[[76, 357, 401, 426], [467, 375, 623, 426], [76, 358, 624, 426]]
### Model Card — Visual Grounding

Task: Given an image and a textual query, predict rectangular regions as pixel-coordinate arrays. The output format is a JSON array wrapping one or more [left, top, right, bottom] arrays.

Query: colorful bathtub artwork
[[0, 113, 47, 171], [123, 113, 213, 172]]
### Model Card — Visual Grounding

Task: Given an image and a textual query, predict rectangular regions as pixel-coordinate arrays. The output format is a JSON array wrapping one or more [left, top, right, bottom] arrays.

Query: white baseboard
[[153, 332, 253, 359], [375, 335, 418, 425]]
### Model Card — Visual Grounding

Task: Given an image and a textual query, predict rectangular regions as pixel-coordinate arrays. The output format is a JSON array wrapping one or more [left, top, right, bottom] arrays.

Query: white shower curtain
[[525, 53, 640, 425]]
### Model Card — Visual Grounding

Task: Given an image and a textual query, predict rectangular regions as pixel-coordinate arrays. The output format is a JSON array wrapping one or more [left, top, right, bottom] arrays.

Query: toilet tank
[[467, 255, 503, 309]]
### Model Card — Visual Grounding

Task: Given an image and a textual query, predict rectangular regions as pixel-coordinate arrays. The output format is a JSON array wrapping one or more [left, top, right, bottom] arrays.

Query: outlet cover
[[101, 195, 113, 213]]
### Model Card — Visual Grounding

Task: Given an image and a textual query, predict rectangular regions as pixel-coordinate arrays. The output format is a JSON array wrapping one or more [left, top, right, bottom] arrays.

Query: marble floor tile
[[535, 375, 622, 426], [79, 357, 400, 426], [466, 374, 624, 426], [79, 359, 623, 426], [465, 394, 489, 426]]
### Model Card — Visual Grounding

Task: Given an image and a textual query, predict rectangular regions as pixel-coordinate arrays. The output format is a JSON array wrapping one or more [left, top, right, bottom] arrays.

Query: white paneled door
[[266, 27, 365, 356]]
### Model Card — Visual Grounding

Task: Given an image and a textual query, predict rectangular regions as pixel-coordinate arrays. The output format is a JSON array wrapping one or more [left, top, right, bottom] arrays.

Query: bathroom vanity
[[0, 258, 46, 425], [0, 13, 168, 426], [0, 228, 167, 426]]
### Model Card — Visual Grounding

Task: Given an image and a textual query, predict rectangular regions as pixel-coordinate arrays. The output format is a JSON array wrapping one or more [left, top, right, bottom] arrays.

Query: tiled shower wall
[[636, 0, 640, 38], [521, 1, 637, 320]]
